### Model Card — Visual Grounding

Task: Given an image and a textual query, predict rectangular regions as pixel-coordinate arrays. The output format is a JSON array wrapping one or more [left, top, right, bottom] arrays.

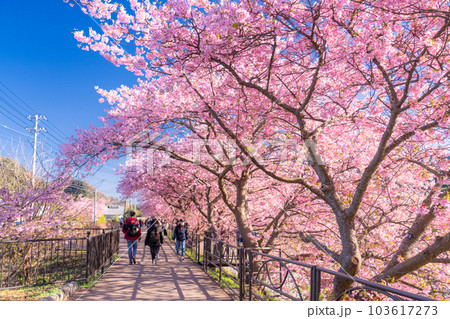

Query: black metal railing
[[0, 228, 120, 289], [247, 250, 434, 301], [166, 225, 434, 301], [203, 237, 243, 300], [170, 227, 433, 301], [186, 231, 203, 264]]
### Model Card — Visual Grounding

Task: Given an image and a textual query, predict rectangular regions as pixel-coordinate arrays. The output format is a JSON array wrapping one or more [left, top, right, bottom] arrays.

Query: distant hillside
[[64, 179, 121, 205], [0, 156, 31, 189], [0, 156, 120, 204]]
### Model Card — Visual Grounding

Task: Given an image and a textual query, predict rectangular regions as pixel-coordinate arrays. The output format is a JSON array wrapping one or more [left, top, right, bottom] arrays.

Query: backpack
[[148, 227, 160, 244], [125, 220, 139, 237]]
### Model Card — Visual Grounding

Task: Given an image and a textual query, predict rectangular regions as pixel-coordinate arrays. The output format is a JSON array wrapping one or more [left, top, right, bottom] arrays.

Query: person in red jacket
[[122, 211, 142, 265]]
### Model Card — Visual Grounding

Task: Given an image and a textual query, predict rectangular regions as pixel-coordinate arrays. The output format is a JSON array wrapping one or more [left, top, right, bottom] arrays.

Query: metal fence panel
[[0, 237, 87, 289], [0, 228, 120, 289]]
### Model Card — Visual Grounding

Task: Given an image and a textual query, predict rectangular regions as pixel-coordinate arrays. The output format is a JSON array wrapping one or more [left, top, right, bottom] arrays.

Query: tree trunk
[[333, 214, 361, 299], [234, 173, 258, 249]]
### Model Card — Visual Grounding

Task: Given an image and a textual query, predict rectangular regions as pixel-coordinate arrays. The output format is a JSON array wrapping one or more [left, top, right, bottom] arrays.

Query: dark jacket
[[122, 216, 142, 241], [172, 225, 188, 241], [145, 225, 164, 247]]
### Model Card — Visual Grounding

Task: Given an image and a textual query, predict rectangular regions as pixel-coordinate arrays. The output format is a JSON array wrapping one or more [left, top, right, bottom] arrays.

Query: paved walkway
[[70, 236, 233, 301]]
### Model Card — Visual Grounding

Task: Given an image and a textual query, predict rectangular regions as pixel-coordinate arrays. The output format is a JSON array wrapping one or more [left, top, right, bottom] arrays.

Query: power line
[[0, 80, 69, 141], [0, 92, 64, 150], [0, 105, 54, 151], [40, 132, 63, 149], [0, 100, 63, 150], [0, 83, 36, 117], [0, 102, 65, 146], [0, 130, 20, 142], [0, 123, 30, 138], [0, 95, 30, 122], [0, 104, 30, 128], [0, 81, 123, 188], [0, 130, 60, 156], [0, 90, 66, 150], [47, 132, 66, 145]]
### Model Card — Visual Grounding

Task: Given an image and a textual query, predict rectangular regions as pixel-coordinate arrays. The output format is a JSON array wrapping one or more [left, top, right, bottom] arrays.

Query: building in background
[[103, 204, 124, 221]]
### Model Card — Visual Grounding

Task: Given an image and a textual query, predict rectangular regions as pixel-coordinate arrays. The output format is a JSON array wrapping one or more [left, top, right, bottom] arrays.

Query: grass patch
[[207, 268, 240, 290], [251, 288, 279, 301], [1, 251, 87, 287], [185, 249, 203, 263], [77, 275, 100, 290], [0, 253, 121, 300], [183, 242, 238, 291], [0, 283, 67, 301], [77, 253, 121, 289]]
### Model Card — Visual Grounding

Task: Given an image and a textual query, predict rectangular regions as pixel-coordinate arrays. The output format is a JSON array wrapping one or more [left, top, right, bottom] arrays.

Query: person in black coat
[[144, 219, 164, 265], [172, 219, 188, 261]]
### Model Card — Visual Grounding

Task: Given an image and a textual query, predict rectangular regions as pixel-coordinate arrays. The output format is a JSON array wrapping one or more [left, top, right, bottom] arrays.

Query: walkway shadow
[[71, 237, 232, 301]]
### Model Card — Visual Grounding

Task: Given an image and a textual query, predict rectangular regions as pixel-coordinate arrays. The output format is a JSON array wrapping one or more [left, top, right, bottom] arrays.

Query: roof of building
[[103, 205, 125, 216]]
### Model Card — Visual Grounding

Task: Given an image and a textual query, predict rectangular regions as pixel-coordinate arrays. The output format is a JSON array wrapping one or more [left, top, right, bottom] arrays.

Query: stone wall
[[40, 281, 78, 301]]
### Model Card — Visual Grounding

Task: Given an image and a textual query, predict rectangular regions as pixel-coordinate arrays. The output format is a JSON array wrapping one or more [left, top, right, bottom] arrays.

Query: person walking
[[122, 211, 141, 265], [144, 217, 151, 229], [162, 219, 168, 236], [145, 219, 164, 265], [172, 219, 188, 261]]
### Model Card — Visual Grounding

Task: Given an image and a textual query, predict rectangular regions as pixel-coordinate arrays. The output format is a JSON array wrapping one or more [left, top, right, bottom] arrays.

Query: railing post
[[248, 249, 253, 301], [239, 246, 244, 301], [218, 241, 223, 282], [110, 227, 113, 264], [85, 231, 91, 280], [101, 229, 105, 274], [195, 235, 198, 263], [203, 237, 207, 271], [310, 266, 321, 301], [197, 235, 201, 265]]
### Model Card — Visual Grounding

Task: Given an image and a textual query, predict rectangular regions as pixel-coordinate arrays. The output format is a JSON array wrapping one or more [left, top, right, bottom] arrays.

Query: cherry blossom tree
[[64, 0, 450, 298], [0, 176, 102, 240]]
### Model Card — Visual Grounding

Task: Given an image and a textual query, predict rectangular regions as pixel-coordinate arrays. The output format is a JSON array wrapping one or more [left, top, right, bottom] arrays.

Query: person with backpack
[[172, 219, 188, 261], [144, 219, 164, 265], [122, 211, 141, 265]]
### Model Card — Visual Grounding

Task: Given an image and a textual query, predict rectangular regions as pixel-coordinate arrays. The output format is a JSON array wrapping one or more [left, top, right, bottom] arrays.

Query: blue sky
[[0, 1, 139, 198]]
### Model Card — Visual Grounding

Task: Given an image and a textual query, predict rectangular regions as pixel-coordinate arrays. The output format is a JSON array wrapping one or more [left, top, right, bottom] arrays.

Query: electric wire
[[0, 105, 30, 129], [0, 97, 30, 125], [0, 123, 30, 138], [0, 80, 123, 197], [0, 97, 63, 147], [0, 80, 69, 142]]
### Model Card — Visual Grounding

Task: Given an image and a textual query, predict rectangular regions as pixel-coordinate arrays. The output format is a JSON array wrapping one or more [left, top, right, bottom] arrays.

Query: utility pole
[[93, 188, 98, 225], [26, 114, 47, 187]]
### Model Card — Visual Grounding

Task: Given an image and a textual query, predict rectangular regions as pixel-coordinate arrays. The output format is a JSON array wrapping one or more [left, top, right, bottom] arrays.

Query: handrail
[[250, 250, 314, 269], [0, 236, 88, 243], [315, 266, 435, 301], [162, 225, 436, 301], [184, 230, 435, 301]]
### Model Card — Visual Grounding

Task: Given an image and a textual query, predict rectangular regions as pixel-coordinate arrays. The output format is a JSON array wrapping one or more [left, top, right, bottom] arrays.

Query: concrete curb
[[40, 281, 78, 301]]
